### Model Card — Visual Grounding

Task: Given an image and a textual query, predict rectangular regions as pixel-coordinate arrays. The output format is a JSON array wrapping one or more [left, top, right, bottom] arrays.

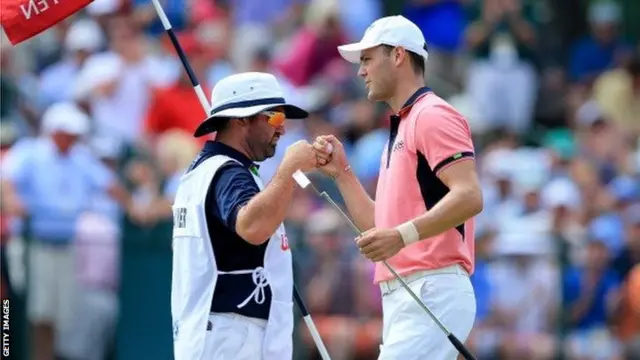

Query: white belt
[[218, 267, 269, 308], [378, 264, 468, 296], [209, 312, 268, 329]]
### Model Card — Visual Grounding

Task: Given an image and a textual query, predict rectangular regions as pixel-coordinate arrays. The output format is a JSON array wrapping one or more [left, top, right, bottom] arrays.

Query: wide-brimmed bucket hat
[[194, 72, 308, 137]]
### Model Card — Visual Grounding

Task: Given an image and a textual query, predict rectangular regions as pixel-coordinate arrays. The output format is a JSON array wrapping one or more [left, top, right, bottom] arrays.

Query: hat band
[[210, 97, 286, 115]]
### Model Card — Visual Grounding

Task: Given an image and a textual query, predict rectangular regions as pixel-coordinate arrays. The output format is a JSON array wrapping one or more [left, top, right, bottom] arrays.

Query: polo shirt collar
[[202, 141, 259, 171], [398, 86, 432, 116]]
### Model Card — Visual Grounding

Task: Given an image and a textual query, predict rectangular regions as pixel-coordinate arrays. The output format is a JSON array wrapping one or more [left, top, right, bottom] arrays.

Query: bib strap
[[219, 267, 269, 309]]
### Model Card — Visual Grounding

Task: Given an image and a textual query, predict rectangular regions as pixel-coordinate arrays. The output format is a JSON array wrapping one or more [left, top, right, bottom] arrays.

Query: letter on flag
[[1, 0, 94, 45]]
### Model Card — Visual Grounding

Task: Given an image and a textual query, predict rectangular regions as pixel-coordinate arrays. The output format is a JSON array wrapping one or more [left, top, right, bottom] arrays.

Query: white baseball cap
[[588, 1, 621, 25], [65, 18, 104, 53], [194, 72, 308, 137], [90, 135, 122, 159], [541, 178, 582, 210], [337, 15, 429, 67], [42, 102, 90, 136], [73, 53, 123, 100], [576, 100, 605, 126], [86, 0, 120, 16]]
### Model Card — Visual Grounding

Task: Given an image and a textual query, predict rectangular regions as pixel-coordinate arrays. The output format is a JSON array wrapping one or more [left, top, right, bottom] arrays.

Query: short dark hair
[[215, 114, 260, 135], [214, 118, 231, 134], [382, 45, 425, 76]]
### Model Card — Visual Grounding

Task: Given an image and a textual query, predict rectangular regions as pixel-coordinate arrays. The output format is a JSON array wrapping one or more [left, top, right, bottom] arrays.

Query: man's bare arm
[[0, 179, 25, 217], [412, 160, 483, 239], [315, 134, 375, 231], [235, 164, 298, 245], [235, 140, 322, 245], [335, 169, 376, 232]]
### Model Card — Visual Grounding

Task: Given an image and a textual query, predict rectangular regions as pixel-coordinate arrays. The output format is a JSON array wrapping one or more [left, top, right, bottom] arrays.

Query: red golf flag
[[1, 0, 93, 45]]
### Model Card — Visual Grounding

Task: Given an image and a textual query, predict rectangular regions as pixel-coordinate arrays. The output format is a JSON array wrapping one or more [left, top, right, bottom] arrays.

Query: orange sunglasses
[[262, 111, 286, 128]]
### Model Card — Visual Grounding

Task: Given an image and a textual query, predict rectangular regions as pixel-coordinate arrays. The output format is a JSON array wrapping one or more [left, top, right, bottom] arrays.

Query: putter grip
[[447, 333, 477, 360]]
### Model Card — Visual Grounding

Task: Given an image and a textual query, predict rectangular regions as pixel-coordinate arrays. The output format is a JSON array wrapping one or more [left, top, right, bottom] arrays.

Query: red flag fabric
[[1, 0, 93, 45]]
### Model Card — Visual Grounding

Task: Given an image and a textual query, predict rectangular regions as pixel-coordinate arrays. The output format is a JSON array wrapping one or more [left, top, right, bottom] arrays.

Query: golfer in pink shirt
[[313, 16, 483, 360]]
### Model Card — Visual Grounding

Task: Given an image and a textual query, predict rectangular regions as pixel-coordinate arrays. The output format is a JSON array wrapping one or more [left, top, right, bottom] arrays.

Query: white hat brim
[[337, 42, 381, 64], [194, 102, 308, 137], [338, 41, 429, 68]]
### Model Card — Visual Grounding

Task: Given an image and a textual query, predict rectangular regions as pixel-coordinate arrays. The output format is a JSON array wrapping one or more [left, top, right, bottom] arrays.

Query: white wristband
[[396, 221, 420, 246]]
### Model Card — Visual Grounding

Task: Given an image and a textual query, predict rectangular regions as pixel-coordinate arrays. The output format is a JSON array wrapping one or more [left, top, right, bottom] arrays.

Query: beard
[[264, 142, 276, 158], [252, 134, 279, 161], [265, 133, 280, 157]]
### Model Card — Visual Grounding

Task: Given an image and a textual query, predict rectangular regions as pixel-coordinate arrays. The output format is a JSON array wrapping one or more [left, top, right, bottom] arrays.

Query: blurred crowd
[[1, 0, 639, 360]]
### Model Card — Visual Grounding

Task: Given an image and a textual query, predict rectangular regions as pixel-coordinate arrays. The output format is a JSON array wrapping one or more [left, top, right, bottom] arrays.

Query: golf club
[[292, 170, 477, 360]]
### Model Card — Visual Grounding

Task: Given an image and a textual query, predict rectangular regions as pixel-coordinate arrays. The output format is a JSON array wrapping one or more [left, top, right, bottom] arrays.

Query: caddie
[[170, 72, 329, 360]]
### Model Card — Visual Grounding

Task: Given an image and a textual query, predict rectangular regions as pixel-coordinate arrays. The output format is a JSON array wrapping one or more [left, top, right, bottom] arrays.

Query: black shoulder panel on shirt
[[416, 151, 465, 240]]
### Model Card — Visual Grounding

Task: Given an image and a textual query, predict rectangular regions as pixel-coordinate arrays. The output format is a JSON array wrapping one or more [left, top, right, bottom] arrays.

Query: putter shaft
[[308, 183, 450, 336]]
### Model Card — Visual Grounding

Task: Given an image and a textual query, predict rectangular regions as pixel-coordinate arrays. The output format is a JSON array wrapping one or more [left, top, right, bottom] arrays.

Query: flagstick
[[150, 0, 209, 111], [149, 1, 332, 359]]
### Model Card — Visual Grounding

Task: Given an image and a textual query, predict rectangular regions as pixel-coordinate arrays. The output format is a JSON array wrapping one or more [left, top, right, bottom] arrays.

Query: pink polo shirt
[[374, 88, 475, 283]]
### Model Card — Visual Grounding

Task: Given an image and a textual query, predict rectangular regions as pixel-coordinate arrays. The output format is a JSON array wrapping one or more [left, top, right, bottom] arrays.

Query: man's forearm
[[235, 165, 297, 244], [1, 180, 24, 216], [507, 15, 536, 46], [465, 21, 494, 48], [411, 187, 482, 240], [107, 183, 131, 210], [569, 298, 593, 324], [335, 170, 375, 232]]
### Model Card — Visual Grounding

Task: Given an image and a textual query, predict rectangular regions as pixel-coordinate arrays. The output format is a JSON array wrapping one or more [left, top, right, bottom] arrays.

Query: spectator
[[274, 0, 348, 87], [0, 103, 129, 360], [573, 101, 626, 185], [464, 0, 539, 135], [540, 175, 584, 248], [223, 0, 308, 72], [123, 157, 160, 227], [0, 121, 18, 301], [615, 264, 640, 360], [466, 228, 497, 359], [403, 0, 469, 97], [336, 0, 381, 43], [301, 208, 381, 360], [564, 238, 622, 360], [612, 204, 640, 281], [1, 35, 40, 137], [542, 128, 576, 180], [486, 231, 558, 360], [143, 33, 211, 147], [569, 0, 632, 85], [38, 18, 105, 110], [131, 0, 189, 36], [63, 136, 123, 360], [148, 129, 200, 221], [74, 16, 173, 145], [592, 55, 640, 136], [343, 99, 385, 194], [479, 146, 523, 225]]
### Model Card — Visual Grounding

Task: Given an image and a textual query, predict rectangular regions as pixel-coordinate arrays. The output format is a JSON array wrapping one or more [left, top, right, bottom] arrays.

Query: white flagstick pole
[[149, 1, 332, 359], [150, 0, 209, 111]]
